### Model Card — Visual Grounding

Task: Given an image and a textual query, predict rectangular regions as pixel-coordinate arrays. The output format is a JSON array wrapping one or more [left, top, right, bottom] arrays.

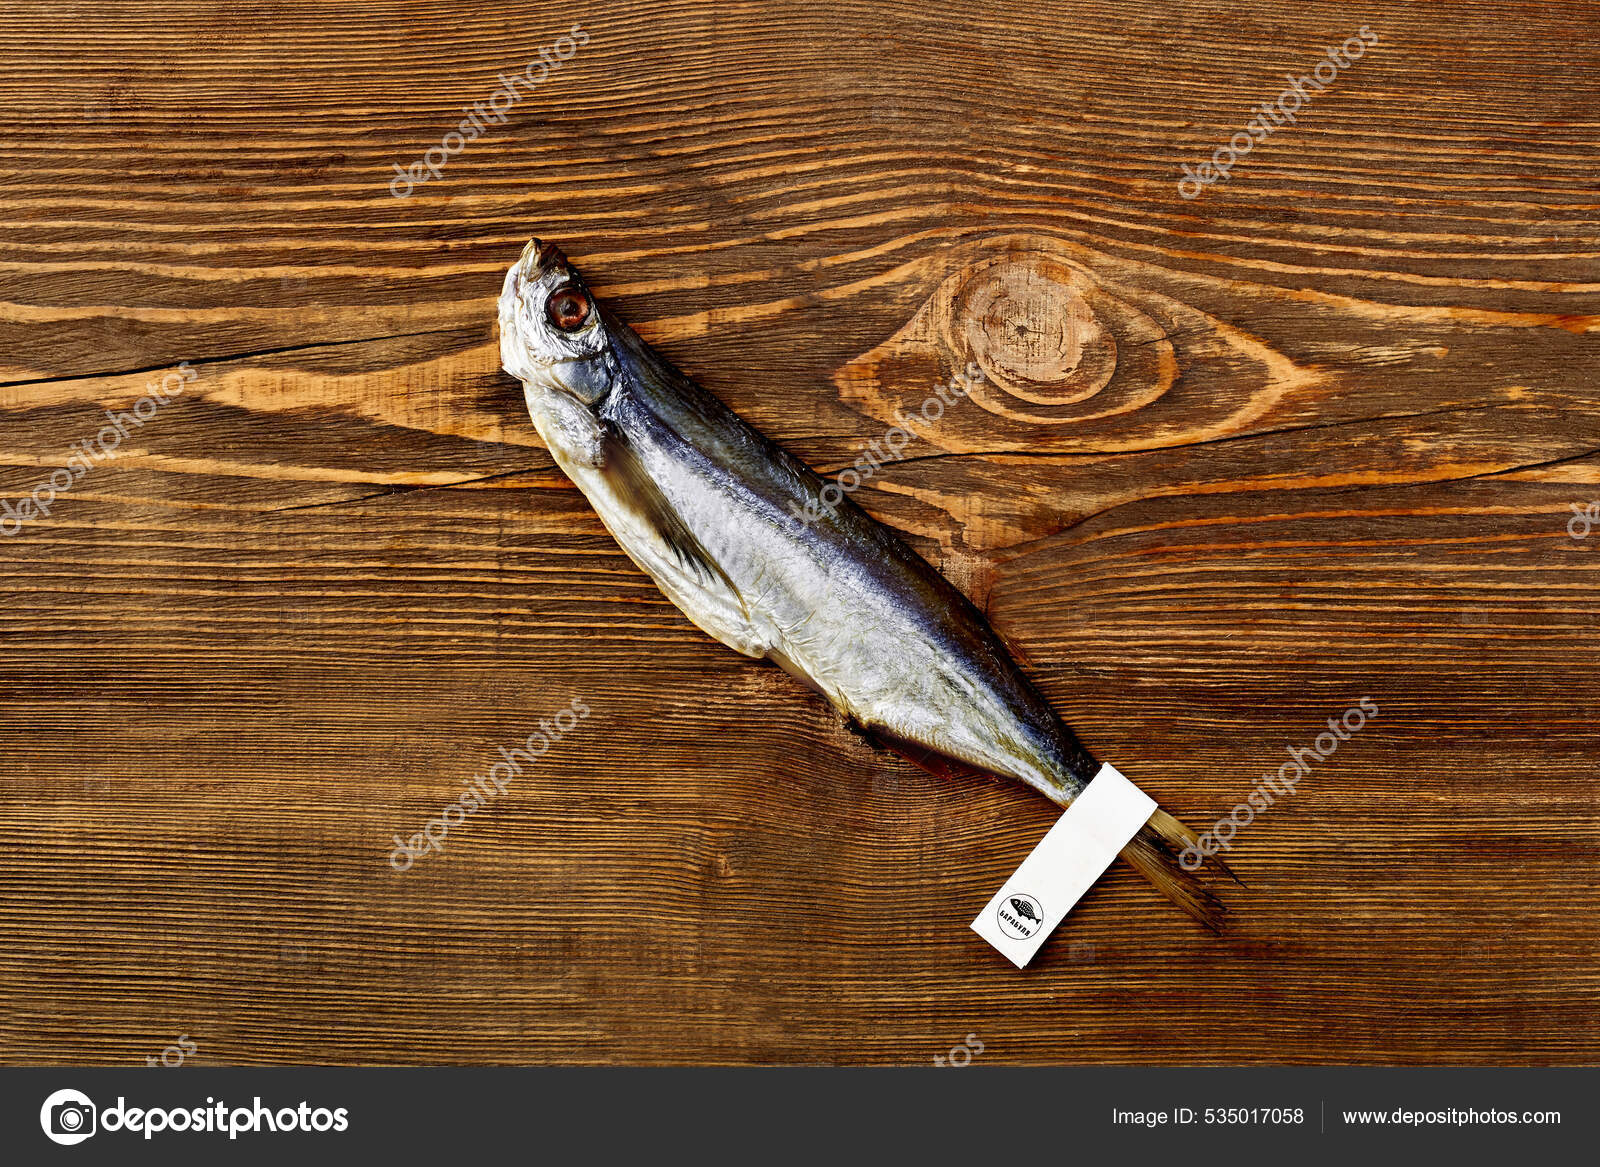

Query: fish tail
[[857, 726, 1242, 930], [1118, 807, 1240, 933]]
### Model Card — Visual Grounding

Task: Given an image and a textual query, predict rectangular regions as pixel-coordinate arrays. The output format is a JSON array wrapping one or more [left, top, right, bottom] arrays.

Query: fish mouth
[[518, 237, 567, 277]]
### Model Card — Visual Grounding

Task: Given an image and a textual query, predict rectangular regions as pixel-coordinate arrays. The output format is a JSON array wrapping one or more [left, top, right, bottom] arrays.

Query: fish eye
[[545, 286, 592, 332]]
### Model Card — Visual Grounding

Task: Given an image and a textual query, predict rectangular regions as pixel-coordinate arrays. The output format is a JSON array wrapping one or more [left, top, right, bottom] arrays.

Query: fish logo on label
[[998, 893, 1044, 940]]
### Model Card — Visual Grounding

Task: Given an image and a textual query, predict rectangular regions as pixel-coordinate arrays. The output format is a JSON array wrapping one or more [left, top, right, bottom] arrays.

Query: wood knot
[[946, 256, 1110, 406], [834, 233, 1309, 455]]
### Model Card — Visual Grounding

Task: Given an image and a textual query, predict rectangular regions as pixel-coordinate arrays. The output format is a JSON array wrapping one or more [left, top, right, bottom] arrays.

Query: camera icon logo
[[40, 1089, 97, 1146]]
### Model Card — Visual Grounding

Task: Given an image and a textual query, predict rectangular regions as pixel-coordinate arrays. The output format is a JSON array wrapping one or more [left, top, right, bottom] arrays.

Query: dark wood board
[[1, 1, 1597, 1065]]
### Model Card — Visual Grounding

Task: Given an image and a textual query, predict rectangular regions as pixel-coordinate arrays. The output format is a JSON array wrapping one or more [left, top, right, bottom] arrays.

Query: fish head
[[498, 238, 618, 408]]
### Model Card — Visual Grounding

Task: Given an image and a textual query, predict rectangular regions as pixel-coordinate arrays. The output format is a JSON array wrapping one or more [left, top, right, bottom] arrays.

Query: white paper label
[[971, 762, 1157, 968]]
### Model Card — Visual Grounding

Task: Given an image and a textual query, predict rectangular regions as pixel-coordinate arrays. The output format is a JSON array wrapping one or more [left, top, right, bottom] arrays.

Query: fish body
[[498, 240, 1230, 929]]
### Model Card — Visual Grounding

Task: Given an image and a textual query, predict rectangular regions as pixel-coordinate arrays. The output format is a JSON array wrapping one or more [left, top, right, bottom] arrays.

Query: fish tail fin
[[852, 725, 1242, 931], [1118, 807, 1240, 933]]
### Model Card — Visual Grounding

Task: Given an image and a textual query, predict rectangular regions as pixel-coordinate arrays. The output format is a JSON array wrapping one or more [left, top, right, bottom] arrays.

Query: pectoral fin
[[598, 421, 725, 587]]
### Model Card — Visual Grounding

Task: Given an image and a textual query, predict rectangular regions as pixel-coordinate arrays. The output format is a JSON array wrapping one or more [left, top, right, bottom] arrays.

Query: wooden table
[[2, 1, 1596, 1066]]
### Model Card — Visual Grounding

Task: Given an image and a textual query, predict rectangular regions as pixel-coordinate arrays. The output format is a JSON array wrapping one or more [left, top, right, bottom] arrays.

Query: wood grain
[[1, 0, 1598, 1065]]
